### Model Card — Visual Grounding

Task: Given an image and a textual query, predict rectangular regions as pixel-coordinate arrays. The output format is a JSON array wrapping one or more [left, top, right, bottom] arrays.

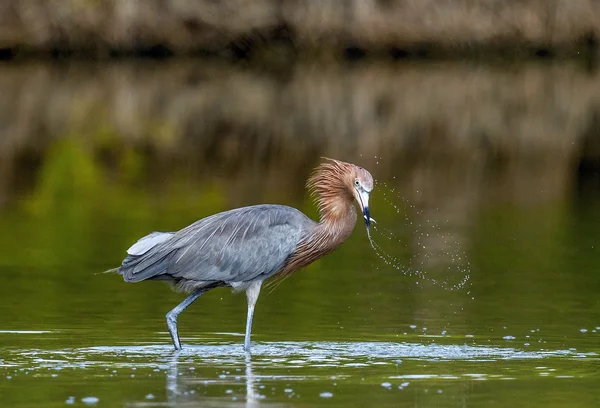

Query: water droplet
[[319, 392, 333, 398], [81, 396, 99, 405]]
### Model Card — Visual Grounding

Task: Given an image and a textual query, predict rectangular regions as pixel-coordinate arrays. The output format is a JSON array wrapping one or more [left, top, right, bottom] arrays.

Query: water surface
[[0, 59, 599, 407]]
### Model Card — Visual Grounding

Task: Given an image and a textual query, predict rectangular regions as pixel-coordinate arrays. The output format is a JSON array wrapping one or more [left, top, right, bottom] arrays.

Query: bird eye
[[354, 180, 360, 187]]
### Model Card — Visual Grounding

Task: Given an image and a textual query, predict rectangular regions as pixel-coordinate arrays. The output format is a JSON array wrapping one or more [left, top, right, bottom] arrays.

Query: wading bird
[[114, 158, 374, 351]]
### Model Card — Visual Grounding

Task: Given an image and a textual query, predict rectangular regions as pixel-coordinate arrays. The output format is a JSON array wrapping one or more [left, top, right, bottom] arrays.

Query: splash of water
[[366, 183, 471, 291]]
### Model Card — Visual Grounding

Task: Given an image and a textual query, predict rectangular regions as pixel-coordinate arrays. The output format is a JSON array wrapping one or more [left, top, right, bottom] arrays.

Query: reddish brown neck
[[280, 161, 359, 275], [314, 195, 357, 249], [281, 195, 357, 275]]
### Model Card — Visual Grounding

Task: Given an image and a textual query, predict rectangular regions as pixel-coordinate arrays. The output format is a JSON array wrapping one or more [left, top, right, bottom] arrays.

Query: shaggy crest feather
[[280, 158, 367, 276], [306, 157, 354, 217]]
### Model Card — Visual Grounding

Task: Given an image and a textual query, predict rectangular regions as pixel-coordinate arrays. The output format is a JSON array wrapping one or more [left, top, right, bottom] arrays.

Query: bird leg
[[166, 288, 206, 350], [244, 281, 263, 353]]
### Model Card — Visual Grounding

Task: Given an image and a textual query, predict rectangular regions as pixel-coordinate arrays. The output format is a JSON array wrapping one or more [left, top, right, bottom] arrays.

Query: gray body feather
[[118, 204, 316, 292]]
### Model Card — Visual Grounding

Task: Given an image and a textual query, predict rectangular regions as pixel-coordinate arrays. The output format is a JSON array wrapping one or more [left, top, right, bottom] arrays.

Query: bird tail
[[98, 232, 175, 279], [118, 231, 175, 282], [94, 267, 121, 276]]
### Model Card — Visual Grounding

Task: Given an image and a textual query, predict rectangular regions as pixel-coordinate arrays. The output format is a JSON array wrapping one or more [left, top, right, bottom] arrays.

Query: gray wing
[[119, 205, 313, 285]]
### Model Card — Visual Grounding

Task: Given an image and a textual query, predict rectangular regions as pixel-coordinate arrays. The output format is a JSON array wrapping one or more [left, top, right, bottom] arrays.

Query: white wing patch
[[127, 232, 174, 256]]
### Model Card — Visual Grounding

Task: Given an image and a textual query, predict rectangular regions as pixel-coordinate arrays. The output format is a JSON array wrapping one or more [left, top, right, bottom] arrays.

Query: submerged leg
[[244, 281, 263, 353], [166, 289, 206, 350]]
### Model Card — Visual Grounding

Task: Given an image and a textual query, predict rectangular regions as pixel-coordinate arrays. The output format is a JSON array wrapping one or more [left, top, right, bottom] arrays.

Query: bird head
[[307, 158, 375, 229], [350, 165, 374, 229]]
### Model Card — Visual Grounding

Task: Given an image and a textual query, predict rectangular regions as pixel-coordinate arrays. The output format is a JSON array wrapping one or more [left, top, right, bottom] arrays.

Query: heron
[[113, 158, 374, 351]]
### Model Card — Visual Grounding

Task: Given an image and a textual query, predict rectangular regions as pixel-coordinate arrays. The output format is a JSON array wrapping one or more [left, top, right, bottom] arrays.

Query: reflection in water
[[166, 354, 180, 403], [1, 60, 600, 211], [245, 355, 260, 407], [166, 351, 263, 407], [2, 340, 598, 406]]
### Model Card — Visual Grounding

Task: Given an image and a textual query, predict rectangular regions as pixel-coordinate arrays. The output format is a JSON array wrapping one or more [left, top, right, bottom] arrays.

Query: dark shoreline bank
[[1, 1, 600, 62]]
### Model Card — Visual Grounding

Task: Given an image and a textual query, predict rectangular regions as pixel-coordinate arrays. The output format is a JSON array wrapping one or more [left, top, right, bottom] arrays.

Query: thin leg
[[166, 289, 206, 350], [244, 281, 263, 353]]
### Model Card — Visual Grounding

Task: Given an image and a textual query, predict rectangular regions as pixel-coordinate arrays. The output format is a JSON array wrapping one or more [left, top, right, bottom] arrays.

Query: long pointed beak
[[358, 190, 372, 229]]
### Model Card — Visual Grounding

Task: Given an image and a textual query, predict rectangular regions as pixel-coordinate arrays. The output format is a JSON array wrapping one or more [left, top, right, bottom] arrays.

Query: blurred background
[[1, 1, 600, 407]]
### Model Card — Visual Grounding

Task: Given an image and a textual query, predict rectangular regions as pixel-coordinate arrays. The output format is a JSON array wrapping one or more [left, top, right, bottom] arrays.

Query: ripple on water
[[2, 340, 596, 373]]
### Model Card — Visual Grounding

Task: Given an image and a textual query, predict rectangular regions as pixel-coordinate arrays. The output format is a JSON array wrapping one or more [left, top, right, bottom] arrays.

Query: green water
[[1, 60, 599, 406]]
